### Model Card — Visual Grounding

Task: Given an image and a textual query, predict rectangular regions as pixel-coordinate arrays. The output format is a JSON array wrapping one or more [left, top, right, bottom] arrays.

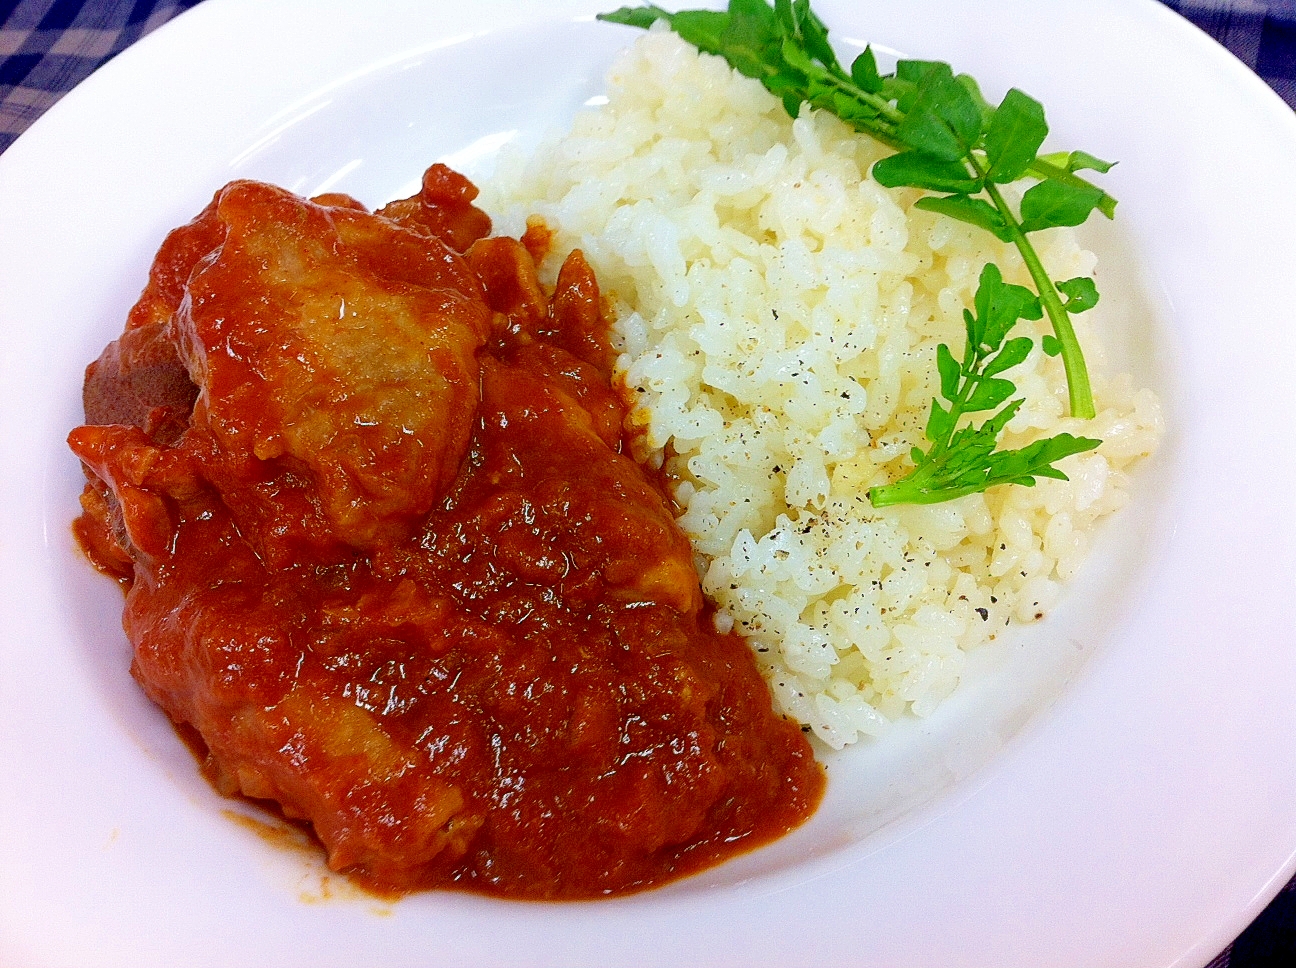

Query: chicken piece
[[81, 319, 196, 447], [216, 690, 481, 880], [460, 349, 701, 614], [176, 181, 493, 563], [376, 162, 494, 252], [80, 195, 222, 448]]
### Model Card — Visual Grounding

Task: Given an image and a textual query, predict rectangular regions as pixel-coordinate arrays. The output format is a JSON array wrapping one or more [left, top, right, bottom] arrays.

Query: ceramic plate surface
[[2, 1, 1295, 966]]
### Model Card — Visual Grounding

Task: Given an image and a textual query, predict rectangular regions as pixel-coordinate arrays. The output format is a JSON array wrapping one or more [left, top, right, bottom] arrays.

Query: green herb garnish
[[867, 264, 1100, 507], [599, 0, 1115, 505]]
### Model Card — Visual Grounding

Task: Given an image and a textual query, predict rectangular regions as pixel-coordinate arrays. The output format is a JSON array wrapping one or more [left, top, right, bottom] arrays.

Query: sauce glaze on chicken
[[68, 164, 822, 899]]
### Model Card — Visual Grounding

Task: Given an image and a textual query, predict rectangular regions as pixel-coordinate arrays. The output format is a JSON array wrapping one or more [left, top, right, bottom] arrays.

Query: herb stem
[[818, 70, 907, 131], [980, 177, 1096, 419]]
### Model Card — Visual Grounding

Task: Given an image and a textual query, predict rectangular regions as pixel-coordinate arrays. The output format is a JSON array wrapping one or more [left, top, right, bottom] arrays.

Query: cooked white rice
[[481, 29, 1163, 749]]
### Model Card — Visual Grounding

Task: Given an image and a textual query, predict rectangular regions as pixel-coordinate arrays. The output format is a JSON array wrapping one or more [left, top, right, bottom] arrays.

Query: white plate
[[2, 1, 1295, 965]]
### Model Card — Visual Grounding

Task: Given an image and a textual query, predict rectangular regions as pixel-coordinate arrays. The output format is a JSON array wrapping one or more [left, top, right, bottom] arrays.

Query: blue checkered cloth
[[1164, 0, 1296, 107], [1, 0, 1295, 966], [0, 0, 204, 153]]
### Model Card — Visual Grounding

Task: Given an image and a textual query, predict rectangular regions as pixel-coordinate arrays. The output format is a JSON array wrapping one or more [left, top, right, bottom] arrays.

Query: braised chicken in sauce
[[69, 164, 822, 899]]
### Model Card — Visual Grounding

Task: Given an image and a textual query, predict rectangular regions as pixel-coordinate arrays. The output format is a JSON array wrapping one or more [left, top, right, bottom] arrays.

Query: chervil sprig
[[866, 264, 1101, 507], [598, 0, 1115, 421]]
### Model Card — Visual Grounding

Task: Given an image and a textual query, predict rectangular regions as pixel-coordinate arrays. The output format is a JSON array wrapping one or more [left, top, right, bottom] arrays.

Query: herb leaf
[[1056, 276, 1099, 313], [850, 47, 882, 93], [982, 335, 1034, 376], [893, 61, 984, 161], [597, 4, 670, 29], [867, 265, 1101, 507], [936, 342, 960, 399], [972, 262, 1043, 349], [913, 194, 1012, 240], [871, 151, 982, 194], [1038, 149, 1116, 175], [1018, 179, 1107, 233], [982, 88, 1047, 184], [668, 10, 734, 52]]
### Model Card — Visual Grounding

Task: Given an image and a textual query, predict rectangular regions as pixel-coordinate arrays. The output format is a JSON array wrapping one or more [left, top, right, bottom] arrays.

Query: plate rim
[[3, 1, 1296, 966]]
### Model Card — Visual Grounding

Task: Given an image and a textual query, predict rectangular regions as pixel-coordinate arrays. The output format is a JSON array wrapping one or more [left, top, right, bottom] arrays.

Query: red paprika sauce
[[68, 164, 823, 899]]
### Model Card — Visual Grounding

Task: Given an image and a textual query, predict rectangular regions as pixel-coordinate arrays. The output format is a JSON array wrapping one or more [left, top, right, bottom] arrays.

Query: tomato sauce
[[68, 164, 823, 899]]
